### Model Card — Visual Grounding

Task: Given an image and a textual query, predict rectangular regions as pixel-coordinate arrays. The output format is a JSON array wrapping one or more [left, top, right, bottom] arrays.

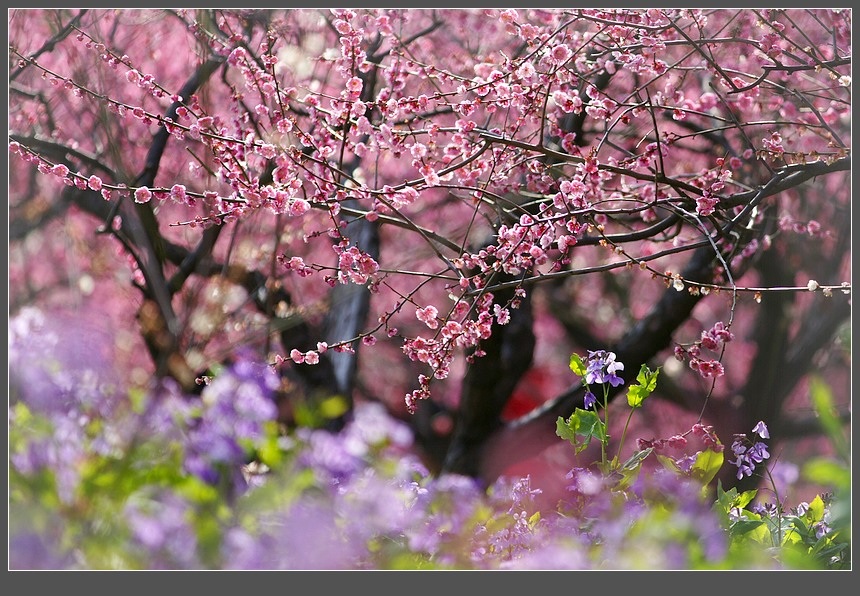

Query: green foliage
[[556, 408, 606, 454], [293, 394, 350, 428], [626, 363, 660, 408], [568, 352, 587, 377], [708, 376, 852, 571]]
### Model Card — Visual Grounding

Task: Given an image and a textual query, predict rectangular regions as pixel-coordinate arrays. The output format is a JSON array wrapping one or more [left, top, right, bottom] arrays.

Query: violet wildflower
[[583, 390, 597, 409], [182, 356, 279, 492], [751, 501, 780, 517], [813, 521, 831, 540], [124, 490, 200, 569], [730, 421, 771, 480], [585, 350, 625, 387], [9, 530, 74, 570], [752, 420, 769, 439], [222, 498, 363, 570]]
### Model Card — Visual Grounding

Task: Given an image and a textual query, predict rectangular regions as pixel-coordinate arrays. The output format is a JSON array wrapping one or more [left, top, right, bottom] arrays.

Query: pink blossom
[[667, 435, 688, 449], [51, 163, 70, 178], [416, 305, 439, 329], [134, 187, 152, 203], [87, 175, 103, 191], [419, 165, 440, 187], [696, 194, 719, 216], [346, 76, 363, 96], [334, 19, 351, 35], [170, 184, 187, 202], [289, 199, 310, 216], [689, 358, 725, 378], [493, 304, 511, 325], [375, 15, 393, 35], [550, 44, 572, 65], [500, 9, 518, 24]]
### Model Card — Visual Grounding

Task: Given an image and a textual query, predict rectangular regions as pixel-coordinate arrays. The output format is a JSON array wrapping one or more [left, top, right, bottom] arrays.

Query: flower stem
[[616, 408, 636, 467]]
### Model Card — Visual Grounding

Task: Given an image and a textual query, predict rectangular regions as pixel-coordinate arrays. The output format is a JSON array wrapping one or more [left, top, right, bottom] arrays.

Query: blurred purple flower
[[178, 356, 279, 491], [9, 307, 122, 418], [222, 498, 363, 569], [125, 491, 200, 569], [9, 531, 74, 569]]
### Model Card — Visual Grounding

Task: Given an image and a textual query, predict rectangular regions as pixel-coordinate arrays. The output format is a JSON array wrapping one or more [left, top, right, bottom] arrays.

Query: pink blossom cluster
[[673, 321, 734, 380], [333, 242, 380, 285], [8, 8, 851, 417]]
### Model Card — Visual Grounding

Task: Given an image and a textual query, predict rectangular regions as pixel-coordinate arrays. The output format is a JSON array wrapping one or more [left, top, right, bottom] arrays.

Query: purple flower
[[813, 521, 831, 540], [222, 498, 363, 569], [752, 420, 770, 439], [770, 461, 799, 492], [583, 390, 597, 409], [9, 531, 74, 569], [751, 501, 780, 516], [730, 429, 771, 480], [298, 427, 364, 485], [584, 350, 625, 387], [124, 491, 200, 569], [748, 441, 770, 463]]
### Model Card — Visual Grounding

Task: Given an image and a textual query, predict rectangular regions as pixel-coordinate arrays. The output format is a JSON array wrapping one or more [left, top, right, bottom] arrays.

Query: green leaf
[[128, 387, 148, 415], [626, 364, 660, 408], [656, 454, 681, 474], [555, 415, 579, 444], [734, 489, 758, 510], [808, 376, 849, 461], [732, 519, 768, 541], [732, 519, 765, 534], [556, 409, 606, 454], [319, 395, 349, 419], [715, 481, 738, 514], [257, 434, 284, 468], [804, 495, 826, 524], [690, 447, 724, 485], [294, 394, 349, 428], [621, 447, 653, 472], [611, 449, 652, 490], [569, 352, 587, 377], [802, 457, 850, 491], [573, 408, 605, 441], [12, 401, 33, 424]]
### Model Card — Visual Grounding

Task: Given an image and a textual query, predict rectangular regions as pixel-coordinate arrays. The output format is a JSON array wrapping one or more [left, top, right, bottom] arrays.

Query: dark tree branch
[[441, 282, 536, 476]]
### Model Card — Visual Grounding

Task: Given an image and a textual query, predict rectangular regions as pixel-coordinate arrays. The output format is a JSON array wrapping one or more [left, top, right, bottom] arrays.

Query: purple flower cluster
[[297, 401, 415, 487], [582, 350, 625, 408], [9, 307, 123, 419], [9, 308, 129, 503], [505, 467, 728, 570], [730, 421, 771, 480], [585, 350, 625, 387], [125, 490, 200, 569], [8, 308, 830, 570], [182, 357, 279, 491]]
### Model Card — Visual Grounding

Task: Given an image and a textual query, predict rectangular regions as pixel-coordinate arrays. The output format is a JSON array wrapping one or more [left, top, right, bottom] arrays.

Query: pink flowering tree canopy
[[9, 9, 851, 486]]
